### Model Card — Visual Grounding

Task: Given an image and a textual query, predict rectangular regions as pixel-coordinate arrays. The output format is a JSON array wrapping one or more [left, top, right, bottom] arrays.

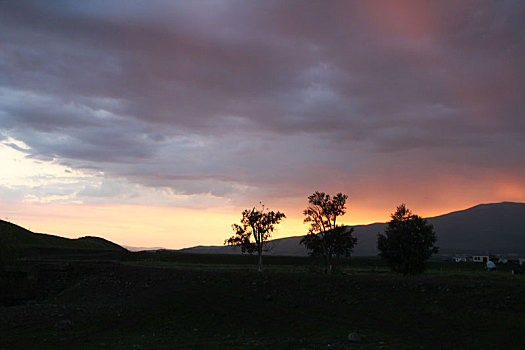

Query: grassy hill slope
[[0, 220, 127, 260]]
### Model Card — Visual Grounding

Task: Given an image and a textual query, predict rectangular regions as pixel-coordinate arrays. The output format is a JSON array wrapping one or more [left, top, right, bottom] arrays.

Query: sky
[[1, 0, 524, 249]]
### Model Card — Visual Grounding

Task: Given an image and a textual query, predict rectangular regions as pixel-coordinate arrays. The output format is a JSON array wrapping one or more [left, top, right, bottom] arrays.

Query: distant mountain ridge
[[180, 202, 525, 256], [123, 245, 166, 252], [2, 202, 524, 258]]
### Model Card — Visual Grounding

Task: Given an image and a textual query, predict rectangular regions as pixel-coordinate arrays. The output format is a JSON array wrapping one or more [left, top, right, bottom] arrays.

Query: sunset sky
[[1, 1, 524, 249]]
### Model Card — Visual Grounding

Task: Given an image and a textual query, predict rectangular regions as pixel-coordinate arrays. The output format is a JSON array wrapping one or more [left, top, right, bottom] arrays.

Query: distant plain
[[2, 252, 525, 349]]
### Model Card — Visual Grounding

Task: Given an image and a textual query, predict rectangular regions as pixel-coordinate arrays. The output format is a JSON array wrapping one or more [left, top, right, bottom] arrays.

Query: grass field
[[0, 219, 127, 264], [1, 253, 525, 349]]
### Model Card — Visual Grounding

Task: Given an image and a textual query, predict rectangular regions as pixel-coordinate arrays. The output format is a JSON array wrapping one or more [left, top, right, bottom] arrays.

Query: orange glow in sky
[[1, 2, 524, 250], [2, 139, 524, 249]]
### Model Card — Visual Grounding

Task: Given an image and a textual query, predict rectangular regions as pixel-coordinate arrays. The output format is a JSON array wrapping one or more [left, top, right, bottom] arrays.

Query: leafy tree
[[225, 205, 285, 273], [300, 191, 357, 273], [377, 203, 438, 275]]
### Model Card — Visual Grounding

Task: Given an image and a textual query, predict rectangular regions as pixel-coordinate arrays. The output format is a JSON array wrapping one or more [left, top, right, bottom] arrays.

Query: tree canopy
[[377, 203, 438, 275], [300, 191, 357, 273], [225, 205, 285, 272]]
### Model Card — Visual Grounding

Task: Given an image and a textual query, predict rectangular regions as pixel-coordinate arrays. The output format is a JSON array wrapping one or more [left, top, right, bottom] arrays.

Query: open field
[[1, 253, 525, 349]]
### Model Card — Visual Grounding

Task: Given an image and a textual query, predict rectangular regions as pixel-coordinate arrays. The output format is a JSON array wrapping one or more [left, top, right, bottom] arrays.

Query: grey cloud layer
[[1, 1, 524, 201]]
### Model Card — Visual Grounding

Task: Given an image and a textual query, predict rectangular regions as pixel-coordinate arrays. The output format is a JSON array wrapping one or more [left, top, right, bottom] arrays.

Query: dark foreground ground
[[1, 255, 525, 349]]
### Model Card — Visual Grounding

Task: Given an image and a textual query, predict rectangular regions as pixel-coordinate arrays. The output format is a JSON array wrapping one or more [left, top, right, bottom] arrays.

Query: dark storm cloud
[[1, 0, 524, 199]]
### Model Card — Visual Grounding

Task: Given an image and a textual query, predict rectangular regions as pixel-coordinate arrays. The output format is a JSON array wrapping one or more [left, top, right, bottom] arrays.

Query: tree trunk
[[257, 248, 263, 273], [326, 254, 332, 274], [322, 240, 331, 274]]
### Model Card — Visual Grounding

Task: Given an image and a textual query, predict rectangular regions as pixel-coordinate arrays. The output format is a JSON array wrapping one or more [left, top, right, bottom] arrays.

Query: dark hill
[[348, 202, 525, 256], [0, 220, 127, 260], [180, 202, 525, 257], [428, 202, 525, 255]]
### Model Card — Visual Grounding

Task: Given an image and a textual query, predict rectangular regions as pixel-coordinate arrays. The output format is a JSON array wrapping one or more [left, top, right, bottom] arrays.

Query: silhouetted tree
[[225, 205, 285, 273], [377, 204, 438, 275], [300, 191, 357, 273]]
